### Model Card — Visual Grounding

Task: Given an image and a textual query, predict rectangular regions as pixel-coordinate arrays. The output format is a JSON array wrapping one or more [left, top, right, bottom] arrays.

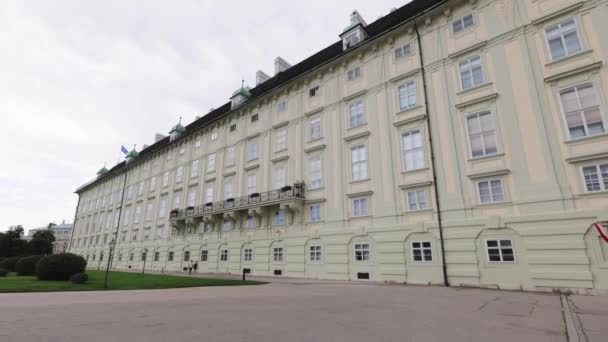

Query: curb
[[561, 294, 584, 342]]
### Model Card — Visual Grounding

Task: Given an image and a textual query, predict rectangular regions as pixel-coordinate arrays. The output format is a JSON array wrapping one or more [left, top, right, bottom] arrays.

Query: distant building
[[27, 221, 73, 254]]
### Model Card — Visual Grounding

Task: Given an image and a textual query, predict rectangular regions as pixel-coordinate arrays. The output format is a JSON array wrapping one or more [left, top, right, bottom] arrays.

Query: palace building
[[69, 0, 608, 293]]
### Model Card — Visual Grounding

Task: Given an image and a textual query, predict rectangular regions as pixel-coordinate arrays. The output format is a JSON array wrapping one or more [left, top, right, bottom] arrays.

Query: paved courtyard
[[1, 278, 605, 342]]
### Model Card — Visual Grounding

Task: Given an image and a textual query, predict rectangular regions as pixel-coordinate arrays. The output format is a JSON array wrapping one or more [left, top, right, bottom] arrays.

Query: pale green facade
[[71, 0, 608, 293]]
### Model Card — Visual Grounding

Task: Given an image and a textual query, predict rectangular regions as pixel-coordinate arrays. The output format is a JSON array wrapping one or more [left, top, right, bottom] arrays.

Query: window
[[486, 239, 515, 262], [145, 203, 153, 222], [183, 251, 190, 262], [275, 127, 287, 151], [173, 190, 182, 209], [401, 130, 425, 171], [546, 18, 582, 60], [344, 31, 361, 47], [149, 176, 156, 192], [348, 100, 365, 128], [113, 211, 120, 228], [350, 145, 368, 181], [398, 81, 417, 110], [309, 204, 321, 222], [412, 241, 432, 262], [453, 14, 474, 33], [155, 225, 164, 238], [309, 85, 319, 97], [162, 171, 170, 188], [190, 160, 199, 178], [582, 163, 608, 192], [273, 247, 284, 262], [394, 43, 412, 60], [143, 227, 151, 240], [175, 165, 184, 183], [459, 56, 484, 90], [138, 181, 145, 196], [467, 111, 498, 158], [247, 174, 257, 195], [207, 153, 216, 172], [274, 210, 285, 226], [477, 179, 505, 204], [354, 243, 370, 261], [127, 186, 133, 200], [118, 253, 122, 262], [201, 250, 208, 262], [203, 222, 212, 233], [205, 183, 214, 203], [195, 140, 201, 148], [247, 140, 258, 160], [225, 146, 236, 166], [223, 178, 234, 199], [351, 198, 369, 217], [346, 66, 361, 81], [309, 245, 322, 263], [407, 190, 428, 211], [309, 116, 321, 140], [246, 214, 256, 229], [210, 131, 218, 141], [154, 252, 159, 261], [222, 219, 233, 231], [230, 124, 237, 132], [220, 249, 228, 261], [168, 251, 174, 261], [158, 197, 167, 219], [131, 229, 138, 241], [309, 156, 322, 189], [559, 83, 605, 139], [187, 189, 197, 207], [244, 248, 253, 262], [275, 166, 287, 188], [277, 100, 287, 113], [179, 146, 185, 155], [134, 206, 142, 224], [251, 113, 259, 122]]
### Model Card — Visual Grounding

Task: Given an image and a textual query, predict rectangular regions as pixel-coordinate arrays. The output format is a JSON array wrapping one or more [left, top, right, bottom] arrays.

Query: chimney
[[256, 70, 271, 85], [274, 56, 291, 75], [154, 133, 167, 143]]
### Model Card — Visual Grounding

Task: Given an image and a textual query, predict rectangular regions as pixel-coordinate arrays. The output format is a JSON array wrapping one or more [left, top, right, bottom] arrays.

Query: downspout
[[67, 194, 81, 253], [414, 18, 449, 287], [107, 171, 129, 270]]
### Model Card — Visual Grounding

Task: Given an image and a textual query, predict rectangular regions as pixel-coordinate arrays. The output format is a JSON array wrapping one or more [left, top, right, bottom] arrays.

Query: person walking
[[193, 261, 198, 273]]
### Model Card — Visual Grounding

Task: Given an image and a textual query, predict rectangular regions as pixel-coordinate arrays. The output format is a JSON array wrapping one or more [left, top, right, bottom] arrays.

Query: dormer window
[[340, 10, 368, 51], [230, 83, 251, 109]]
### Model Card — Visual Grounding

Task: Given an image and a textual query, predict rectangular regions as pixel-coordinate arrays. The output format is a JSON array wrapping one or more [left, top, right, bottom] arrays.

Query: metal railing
[[170, 183, 305, 220]]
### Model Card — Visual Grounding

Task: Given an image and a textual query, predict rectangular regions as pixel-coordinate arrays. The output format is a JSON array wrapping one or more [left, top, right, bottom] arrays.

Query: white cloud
[[0, 0, 409, 231]]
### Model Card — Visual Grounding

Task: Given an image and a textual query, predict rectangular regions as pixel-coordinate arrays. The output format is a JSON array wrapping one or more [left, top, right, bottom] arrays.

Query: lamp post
[[142, 248, 148, 274], [103, 240, 116, 289]]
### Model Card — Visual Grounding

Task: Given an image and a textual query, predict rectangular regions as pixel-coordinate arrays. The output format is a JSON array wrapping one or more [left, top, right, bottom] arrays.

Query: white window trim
[[580, 163, 608, 193], [406, 189, 429, 211], [397, 80, 417, 111], [484, 238, 516, 263], [464, 110, 500, 159], [411, 240, 433, 263], [400, 129, 426, 172], [394, 42, 413, 61], [347, 99, 366, 129], [543, 17, 584, 62], [452, 13, 476, 34], [309, 245, 323, 264], [476, 178, 506, 204], [351, 197, 370, 217], [557, 82, 606, 141], [458, 55, 486, 91], [353, 242, 371, 262]]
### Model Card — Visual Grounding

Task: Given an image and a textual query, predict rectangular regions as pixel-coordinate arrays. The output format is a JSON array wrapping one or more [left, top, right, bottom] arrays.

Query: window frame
[[452, 13, 475, 34], [308, 203, 322, 222], [351, 197, 370, 218], [411, 241, 433, 263], [580, 162, 608, 192], [354, 242, 371, 262], [273, 247, 284, 263], [308, 155, 323, 189], [274, 127, 288, 152], [464, 110, 500, 159], [350, 144, 368, 181], [458, 55, 485, 91], [557, 82, 606, 140], [309, 245, 323, 263], [485, 239, 516, 263], [394, 42, 413, 61], [544, 17, 583, 62], [346, 66, 361, 81], [397, 80, 417, 110], [476, 178, 506, 204], [348, 99, 366, 129], [406, 189, 429, 211], [400, 129, 425, 172]]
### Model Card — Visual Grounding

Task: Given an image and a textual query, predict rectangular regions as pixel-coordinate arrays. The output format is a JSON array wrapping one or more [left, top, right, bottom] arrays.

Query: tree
[[28, 229, 56, 255], [0, 225, 28, 258]]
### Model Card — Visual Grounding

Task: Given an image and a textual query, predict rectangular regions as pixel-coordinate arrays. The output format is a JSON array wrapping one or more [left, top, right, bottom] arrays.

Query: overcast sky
[[0, 0, 410, 232]]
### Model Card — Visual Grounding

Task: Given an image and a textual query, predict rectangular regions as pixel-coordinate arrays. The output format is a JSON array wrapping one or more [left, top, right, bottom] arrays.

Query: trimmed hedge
[[15, 255, 44, 276], [35, 253, 87, 281], [0, 256, 22, 272]]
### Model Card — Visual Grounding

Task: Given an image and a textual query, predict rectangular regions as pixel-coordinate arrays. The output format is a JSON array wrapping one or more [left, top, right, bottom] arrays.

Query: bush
[[15, 255, 44, 276], [0, 268, 7, 277], [35, 253, 87, 281], [0, 256, 22, 272], [69, 272, 88, 284]]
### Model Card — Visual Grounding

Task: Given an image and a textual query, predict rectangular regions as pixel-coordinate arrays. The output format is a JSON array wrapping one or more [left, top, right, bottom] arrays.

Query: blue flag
[[121, 145, 128, 155]]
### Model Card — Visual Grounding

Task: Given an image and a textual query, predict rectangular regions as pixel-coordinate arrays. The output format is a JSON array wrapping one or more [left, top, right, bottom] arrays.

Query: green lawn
[[0, 271, 264, 293]]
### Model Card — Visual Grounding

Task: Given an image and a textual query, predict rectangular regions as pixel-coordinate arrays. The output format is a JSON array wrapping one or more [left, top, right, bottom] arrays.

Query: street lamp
[[142, 248, 148, 275], [104, 239, 116, 289]]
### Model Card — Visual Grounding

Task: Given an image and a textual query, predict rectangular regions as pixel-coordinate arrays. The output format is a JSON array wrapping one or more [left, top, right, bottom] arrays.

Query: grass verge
[[0, 270, 264, 293]]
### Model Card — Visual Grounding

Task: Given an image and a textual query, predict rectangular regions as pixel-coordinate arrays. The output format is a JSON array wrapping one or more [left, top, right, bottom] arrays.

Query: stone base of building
[[77, 208, 608, 294]]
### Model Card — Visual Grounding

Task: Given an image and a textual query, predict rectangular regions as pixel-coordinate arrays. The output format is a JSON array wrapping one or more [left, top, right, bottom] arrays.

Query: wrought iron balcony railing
[[170, 183, 305, 221]]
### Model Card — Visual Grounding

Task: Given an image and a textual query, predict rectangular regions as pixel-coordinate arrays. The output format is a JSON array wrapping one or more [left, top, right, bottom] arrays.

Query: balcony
[[169, 183, 305, 226]]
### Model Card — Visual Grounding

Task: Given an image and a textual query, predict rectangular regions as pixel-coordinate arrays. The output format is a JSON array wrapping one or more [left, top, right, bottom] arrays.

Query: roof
[[76, 0, 446, 194]]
